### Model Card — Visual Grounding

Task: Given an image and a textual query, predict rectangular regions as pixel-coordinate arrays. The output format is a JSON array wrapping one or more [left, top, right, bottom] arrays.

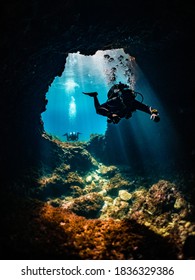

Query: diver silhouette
[[82, 82, 160, 124], [63, 132, 81, 141]]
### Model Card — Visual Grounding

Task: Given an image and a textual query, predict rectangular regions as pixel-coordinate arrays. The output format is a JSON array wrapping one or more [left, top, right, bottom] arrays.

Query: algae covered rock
[[85, 175, 93, 183], [103, 173, 133, 196], [98, 164, 118, 177], [119, 190, 132, 201], [63, 145, 98, 171], [37, 170, 85, 199], [62, 192, 104, 218], [66, 172, 84, 187]]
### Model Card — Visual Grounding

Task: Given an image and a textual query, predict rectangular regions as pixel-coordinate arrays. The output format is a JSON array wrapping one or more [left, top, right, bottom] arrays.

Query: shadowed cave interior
[[0, 0, 195, 260]]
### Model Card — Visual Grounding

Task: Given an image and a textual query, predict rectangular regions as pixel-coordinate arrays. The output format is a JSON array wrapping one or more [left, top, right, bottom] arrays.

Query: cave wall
[[1, 0, 194, 188]]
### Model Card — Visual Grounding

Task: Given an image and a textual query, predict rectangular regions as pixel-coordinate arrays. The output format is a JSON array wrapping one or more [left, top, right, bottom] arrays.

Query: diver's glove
[[107, 113, 121, 124], [150, 108, 160, 122]]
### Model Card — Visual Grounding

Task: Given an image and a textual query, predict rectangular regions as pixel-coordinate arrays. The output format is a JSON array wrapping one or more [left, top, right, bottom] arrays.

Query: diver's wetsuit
[[83, 83, 160, 123], [93, 87, 152, 119]]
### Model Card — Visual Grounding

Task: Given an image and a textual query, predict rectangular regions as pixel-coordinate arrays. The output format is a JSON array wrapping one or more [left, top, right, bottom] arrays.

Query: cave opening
[[40, 47, 180, 170], [41, 48, 135, 142]]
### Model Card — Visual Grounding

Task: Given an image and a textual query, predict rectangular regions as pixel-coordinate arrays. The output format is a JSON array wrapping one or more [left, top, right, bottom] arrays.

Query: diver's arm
[[133, 100, 151, 114], [133, 100, 160, 122]]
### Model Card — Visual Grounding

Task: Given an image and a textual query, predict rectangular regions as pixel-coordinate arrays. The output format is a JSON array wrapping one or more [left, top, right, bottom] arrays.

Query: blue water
[[41, 49, 134, 141]]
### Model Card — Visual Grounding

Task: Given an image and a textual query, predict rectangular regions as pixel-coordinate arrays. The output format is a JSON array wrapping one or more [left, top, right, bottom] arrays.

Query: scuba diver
[[82, 82, 160, 124], [63, 132, 81, 141]]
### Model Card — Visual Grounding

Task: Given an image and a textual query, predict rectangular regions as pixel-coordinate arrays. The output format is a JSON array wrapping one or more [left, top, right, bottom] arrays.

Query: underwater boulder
[[36, 169, 85, 200], [62, 192, 104, 219], [62, 145, 98, 172], [119, 190, 132, 201], [98, 164, 118, 178], [37, 174, 69, 199], [104, 173, 134, 196]]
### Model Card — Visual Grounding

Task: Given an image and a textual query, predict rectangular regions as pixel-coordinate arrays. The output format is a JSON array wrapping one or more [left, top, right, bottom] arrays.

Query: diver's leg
[[88, 95, 107, 115], [83, 91, 110, 116], [82, 91, 102, 112], [93, 95, 101, 111]]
